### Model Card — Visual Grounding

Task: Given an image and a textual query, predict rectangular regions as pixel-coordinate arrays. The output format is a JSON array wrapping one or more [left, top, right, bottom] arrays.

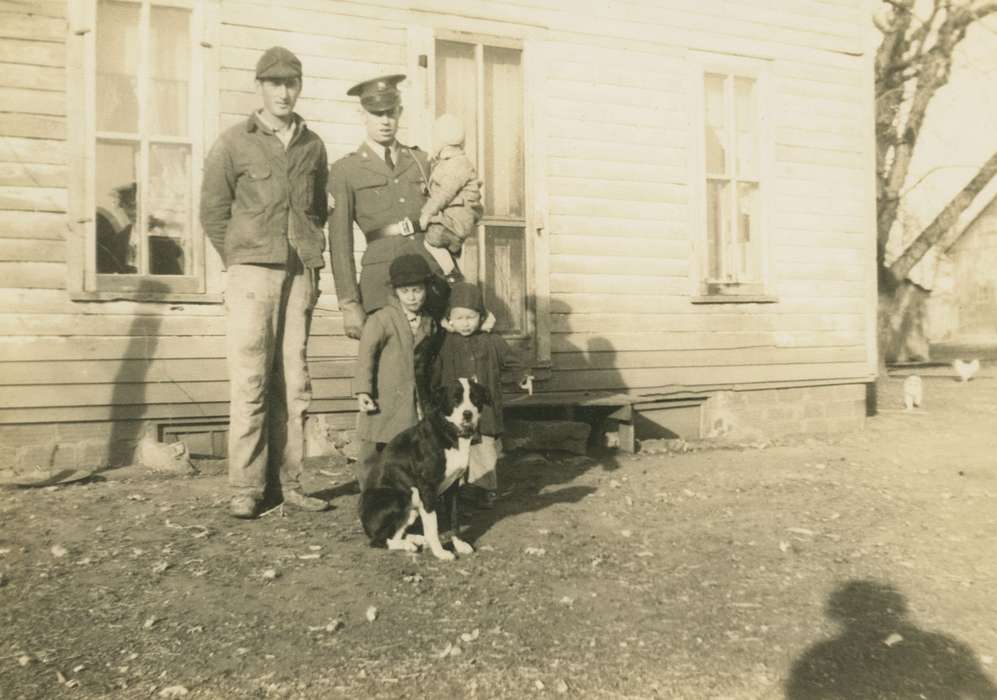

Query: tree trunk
[[878, 280, 932, 365]]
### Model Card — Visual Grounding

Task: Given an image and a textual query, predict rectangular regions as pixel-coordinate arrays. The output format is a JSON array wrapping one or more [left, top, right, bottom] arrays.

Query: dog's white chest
[[438, 437, 471, 494]]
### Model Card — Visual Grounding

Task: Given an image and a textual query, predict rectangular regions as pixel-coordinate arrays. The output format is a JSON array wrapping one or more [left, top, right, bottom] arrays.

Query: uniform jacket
[[328, 142, 434, 312], [200, 112, 328, 269], [353, 298, 439, 443], [422, 145, 482, 241], [433, 331, 525, 436]]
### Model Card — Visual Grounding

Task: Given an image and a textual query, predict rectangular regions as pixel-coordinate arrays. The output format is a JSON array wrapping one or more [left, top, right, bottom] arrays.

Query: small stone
[[365, 606, 378, 622], [883, 633, 903, 647], [158, 686, 189, 698], [556, 679, 569, 694], [51, 545, 67, 558], [261, 568, 279, 581]]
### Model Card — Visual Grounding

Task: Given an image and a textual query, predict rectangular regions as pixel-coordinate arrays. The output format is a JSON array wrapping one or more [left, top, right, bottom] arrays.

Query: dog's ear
[[431, 383, 452, 413], [471, 381, 491, 407]]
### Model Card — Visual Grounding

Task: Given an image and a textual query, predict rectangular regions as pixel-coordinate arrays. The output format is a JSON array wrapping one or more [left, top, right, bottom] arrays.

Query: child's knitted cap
[[433, 113, 465, 152], [448, 281, 484, 314]]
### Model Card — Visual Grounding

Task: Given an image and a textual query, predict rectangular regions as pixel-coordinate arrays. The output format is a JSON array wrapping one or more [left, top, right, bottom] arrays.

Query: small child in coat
[[433, 282, 530, 508], [418, 114, 483, 262], [353, 254, 440, 489]]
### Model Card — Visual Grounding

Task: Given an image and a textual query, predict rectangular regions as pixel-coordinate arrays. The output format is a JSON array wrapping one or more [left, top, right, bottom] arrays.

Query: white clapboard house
[[0, 0, 877, 469]]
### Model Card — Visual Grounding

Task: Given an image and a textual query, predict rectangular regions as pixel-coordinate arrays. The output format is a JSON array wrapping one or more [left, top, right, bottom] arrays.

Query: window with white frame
[[701, 69, 765, 293], [73, 0, 209, 298], [434, 36, 530, 337]]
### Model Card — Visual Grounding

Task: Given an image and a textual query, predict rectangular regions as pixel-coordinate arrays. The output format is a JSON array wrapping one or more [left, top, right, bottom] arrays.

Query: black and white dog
[[360, 377, 490, 561]]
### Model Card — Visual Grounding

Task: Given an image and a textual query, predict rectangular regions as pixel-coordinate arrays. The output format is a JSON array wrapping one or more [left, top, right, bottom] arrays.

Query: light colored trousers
[[469, 436, 500, 490], [225, 262, 317, 499]]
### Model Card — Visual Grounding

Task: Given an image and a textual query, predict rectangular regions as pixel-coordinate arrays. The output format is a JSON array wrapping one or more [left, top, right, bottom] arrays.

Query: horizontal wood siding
[[1, 0, 873, 426], [540, 4, 873, 394]]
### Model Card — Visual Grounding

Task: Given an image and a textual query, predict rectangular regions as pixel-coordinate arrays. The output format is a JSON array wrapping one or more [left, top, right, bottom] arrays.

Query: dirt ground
[[2, 371, 996, 699]]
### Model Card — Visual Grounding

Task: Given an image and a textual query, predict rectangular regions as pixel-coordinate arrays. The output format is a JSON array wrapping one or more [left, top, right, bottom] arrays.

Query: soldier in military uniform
[[328, 74, 463, 339]]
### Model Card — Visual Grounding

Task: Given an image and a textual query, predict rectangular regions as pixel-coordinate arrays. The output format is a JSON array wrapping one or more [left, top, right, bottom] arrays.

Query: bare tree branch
[[888, 150, 997, 282]]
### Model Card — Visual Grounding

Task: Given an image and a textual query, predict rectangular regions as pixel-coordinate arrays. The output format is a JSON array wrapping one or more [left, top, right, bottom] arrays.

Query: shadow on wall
[[107, 279, 169, 466], [462, 297, 629, 541], [785, 579, 997, 699]]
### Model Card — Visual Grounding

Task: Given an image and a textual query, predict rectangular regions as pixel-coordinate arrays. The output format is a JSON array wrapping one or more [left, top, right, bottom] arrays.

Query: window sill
[[691, 293, 777, 304], [70, 290, 223, 304]]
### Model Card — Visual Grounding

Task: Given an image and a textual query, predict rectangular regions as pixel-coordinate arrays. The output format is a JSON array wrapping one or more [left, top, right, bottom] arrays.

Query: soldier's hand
[[342, 302, 366, 340], [356, 393, 378, 413]]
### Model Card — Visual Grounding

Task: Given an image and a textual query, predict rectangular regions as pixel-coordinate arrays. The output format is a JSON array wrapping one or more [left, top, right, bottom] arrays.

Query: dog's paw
[[387, 538, 419, 553], [452, 537, 474, 555], [404, 533, 427, 547], [431, 548, 456, 562]]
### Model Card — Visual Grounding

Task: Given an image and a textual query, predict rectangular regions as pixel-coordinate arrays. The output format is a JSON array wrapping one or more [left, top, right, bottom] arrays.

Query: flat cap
[[256, 46, 302, 80], [347, 74, 405, 112]]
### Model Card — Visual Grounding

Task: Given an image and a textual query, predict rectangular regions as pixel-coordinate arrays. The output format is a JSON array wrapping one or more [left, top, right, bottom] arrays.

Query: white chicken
[[903, 375, 923, 411], [952, 358, 980, 383]]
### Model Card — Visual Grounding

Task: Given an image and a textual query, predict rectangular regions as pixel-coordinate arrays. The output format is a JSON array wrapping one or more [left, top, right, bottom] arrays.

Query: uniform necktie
[[384, 146, 394, 170]]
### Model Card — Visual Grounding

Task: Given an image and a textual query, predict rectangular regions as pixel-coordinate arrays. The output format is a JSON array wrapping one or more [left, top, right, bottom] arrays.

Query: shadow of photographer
[[786, 579, 996, 699]]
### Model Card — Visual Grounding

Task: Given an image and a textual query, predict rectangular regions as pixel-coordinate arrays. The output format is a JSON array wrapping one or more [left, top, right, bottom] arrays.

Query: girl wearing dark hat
[[352, 254, 440, 487], [432, 282, 531, 508]]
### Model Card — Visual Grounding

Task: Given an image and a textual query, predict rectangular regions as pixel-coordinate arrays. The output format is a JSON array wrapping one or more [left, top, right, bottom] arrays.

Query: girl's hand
[[518, 374, 535, 396], [356, 393, 378, 413], [480, 310, 497, 333]]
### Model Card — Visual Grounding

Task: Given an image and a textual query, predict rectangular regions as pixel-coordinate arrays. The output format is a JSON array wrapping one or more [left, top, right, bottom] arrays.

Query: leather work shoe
[[283, 489, 330, 512], [229, 495, 259, 519]]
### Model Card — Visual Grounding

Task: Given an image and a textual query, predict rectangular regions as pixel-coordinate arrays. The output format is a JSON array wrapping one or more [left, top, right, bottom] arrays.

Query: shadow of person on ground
[[785, 579, 997, 699]]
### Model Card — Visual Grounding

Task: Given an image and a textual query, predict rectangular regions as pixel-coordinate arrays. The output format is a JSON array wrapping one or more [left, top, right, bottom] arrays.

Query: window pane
[[485, 225, 527, 334], [736, 182, 760, 280], [96, 0, 139, 133], [735, 77, 758, 179], [148, 144, 191, 275], [435, 40, 478, 171], [484, 46, 524, 218], [704, 73, 726, 175], [150, 5, 191, 137], [95, 140, 139, 274], [457, 233, 478, 286], [706, 180, 730, 281]]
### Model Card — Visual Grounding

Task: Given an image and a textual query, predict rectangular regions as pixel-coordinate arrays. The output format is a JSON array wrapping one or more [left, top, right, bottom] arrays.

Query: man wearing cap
[[200, 46, 330, 519], [328, 74, 464, 339]]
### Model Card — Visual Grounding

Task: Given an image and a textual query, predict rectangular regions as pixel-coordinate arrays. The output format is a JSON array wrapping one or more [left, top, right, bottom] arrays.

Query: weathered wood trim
[[861, 49, 879, 375], [0, 376, 353, 409], [0, 333, 354, 361], [0, 261, 65, 289], [0, 161, 67, 189], [0, 211, 66, 240], [525, 37, 551, 365], [66, 0, 94, 298], [0, 397, 358, 425]]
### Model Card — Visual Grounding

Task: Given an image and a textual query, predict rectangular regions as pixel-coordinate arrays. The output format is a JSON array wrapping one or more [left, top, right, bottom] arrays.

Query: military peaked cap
[[347, 74, 406, 112]]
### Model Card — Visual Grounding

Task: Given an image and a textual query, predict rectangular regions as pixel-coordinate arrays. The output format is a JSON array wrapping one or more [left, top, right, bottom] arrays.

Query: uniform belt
[[366, 218, 416, 242]]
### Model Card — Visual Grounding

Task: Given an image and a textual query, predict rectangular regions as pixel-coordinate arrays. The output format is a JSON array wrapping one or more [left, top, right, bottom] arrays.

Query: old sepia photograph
[[1, 0, 995, 697]]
